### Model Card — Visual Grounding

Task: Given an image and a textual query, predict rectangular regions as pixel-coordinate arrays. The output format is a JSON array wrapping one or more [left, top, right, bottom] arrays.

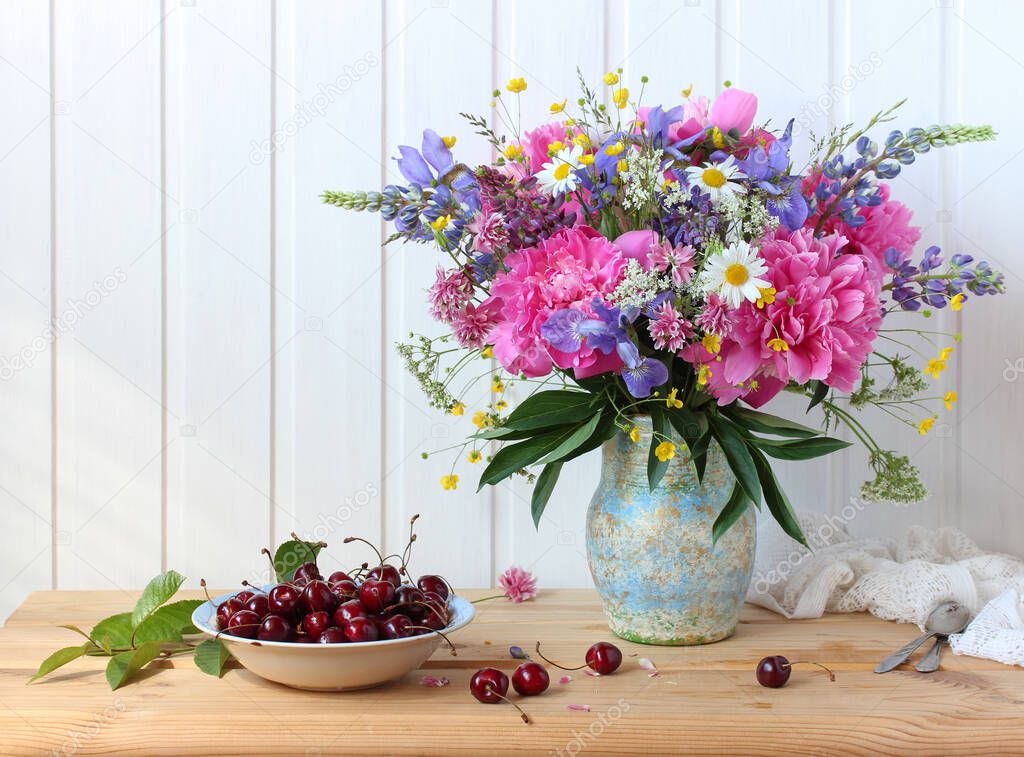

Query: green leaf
[[500, 390, 597, 431], [712, 484, 750, 544], [550, 410, 617, 464], [30, 644, 91, 682], [666, 407, 707, 452], [273, 539, 324, 583], [105, 642, 165, 690], [751, 435, 852, 461], [470, 425, 535, 441], [535, 412, 602, 466], [708, 415, 762, 505], [721, 406, 819, 438], [646, 405, 672, 492], [477, 423, 583, 489], [57, 624, 93, 643], [131, 571, 186, 629], [194, 638, 232, 678], [90, 613, 133, 650], [691, 431, 711, 484], [806, 380, 830, 412], [133, 600, 204, 644], [749, 447, 807, 547], [531, 462, 563, 528]]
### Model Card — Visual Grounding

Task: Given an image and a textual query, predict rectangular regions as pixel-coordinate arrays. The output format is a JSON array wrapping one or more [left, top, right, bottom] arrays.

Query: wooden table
[[1, 589, 1022, 755]]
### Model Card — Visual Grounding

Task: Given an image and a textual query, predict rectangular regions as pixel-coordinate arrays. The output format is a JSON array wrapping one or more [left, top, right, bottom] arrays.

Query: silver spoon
[[914, 636, 948, 673], [874, 601, 971, 674]]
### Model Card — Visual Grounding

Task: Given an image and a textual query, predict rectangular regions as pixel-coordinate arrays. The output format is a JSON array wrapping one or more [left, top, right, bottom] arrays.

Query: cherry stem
[[534, 641, 586, 671], [290, 533, 326, 565], [200, 579, 213, 603], [487, 685, 530, 723], [409, 626, 457, 655], [344, 536, 385, 566], [260, 547, 278, 578], [788, 661, 836, 682]]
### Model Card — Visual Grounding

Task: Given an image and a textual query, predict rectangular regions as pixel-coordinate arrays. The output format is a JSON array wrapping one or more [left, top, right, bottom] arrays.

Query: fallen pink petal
[[420, 675, 450, 688], [638, 658, 657, 671], [567, 704, 591, 712], [558, 675, 572, 684], [584, 668, 600, 677]]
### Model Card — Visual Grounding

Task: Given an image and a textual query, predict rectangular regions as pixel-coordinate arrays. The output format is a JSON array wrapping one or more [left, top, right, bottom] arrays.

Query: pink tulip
[[613, 229, 658, 268], [709, 88, 758, 136]]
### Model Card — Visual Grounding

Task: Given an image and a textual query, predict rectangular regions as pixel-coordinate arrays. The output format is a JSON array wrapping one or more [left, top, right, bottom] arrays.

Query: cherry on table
[[469, 668, 530, 723], [257, 614, 293, 642], [755, 655, 835, 688], [511, 662, 549, 696], [535, 640, 622, 675]]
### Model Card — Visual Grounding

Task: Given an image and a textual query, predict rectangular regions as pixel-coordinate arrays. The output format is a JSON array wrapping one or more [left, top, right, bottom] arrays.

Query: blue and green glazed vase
[[586, 415, 756, 645]]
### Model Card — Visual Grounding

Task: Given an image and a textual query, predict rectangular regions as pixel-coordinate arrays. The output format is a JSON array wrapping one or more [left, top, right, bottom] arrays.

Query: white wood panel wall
[[1, 0, 1021, 623]]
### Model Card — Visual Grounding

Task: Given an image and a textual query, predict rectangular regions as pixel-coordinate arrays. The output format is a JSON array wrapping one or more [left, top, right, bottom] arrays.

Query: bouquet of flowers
[[324, 71, 1002, 545]]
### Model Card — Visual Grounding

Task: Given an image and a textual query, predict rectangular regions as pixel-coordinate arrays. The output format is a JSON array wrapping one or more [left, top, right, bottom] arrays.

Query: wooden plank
[[0, 0, 53, 624], [4, 589, 1024, 756], [271, 0, 384, 579], [381, 0, 495, 587], [52, 0, 164, 591], [164, 0, 273, 587]]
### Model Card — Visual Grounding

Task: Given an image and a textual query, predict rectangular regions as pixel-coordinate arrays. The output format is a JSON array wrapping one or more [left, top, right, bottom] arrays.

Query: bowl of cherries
[[191, 520, 474, 691]]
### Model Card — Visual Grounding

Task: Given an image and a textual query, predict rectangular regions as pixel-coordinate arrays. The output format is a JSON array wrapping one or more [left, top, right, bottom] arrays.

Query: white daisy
[[684, 155, 747, 204], [536, 144, 584, 195], [701, 240, 770, 309]]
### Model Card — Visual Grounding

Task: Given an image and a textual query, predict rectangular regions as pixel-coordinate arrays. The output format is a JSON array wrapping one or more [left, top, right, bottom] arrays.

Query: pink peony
[[709, 88, 758, 136], [498, 565, 537, 603], [648, 301, 693, 352], [718, 228, 883, 400], [484, 227, 628, 379], [517, 122, 568, 174], [806, 180, 921, 277], [428, 266, 474, 323], [451, 299, 502, 349]]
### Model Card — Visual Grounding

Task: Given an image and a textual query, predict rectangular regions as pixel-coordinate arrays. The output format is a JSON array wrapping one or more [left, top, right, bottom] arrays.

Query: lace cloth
[[748, 512, 1024, 666]]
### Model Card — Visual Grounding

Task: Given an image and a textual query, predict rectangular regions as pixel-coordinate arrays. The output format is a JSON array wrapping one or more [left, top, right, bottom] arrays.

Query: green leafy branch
[[30, 571, 233, 690]]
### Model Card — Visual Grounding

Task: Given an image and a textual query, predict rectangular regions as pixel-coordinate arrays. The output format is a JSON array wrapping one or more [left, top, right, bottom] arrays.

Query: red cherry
[[359, 579, 396, 614], [344, 616, 380, 643], [585, 642, 622, 674], [368, 564, 402, 587], [417, 575, 449, 600], [216, 598, 243, 628], [327, 570, 352, 585], [382, 614, 415, 640], [257, 614, 293, 642], [245, 593, 270, 617], [234, 590, 257, 605], [333, 599, 366, 626], [469, 667, 509, 703], [756, 656, 834, 687], [267, 583, 301, 617], [293, 562, 322, 584], [318, 627, 347, 644], [511, 662, 549, 696], [301, 611, 331, 638], [302, 580, 336, 613], [226, 609, 261, 638], [329, 579, 357, 603]]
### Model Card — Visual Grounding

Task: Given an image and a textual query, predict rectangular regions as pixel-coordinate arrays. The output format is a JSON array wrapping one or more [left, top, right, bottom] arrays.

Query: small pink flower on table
[[498, 565, 538, 603]]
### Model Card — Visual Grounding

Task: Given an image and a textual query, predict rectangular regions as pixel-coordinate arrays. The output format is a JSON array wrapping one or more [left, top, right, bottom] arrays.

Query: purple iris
[[395, 129, 478, 207], [540, 298, 670, 398]]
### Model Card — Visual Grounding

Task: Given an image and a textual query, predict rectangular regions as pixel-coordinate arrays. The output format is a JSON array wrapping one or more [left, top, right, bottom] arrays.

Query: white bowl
[[191, 589, 475, 691]]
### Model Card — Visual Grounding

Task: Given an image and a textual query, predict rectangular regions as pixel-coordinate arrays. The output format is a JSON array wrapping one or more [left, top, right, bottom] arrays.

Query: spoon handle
[[915, 636, 945, 673], [875, 632, 935, 673]]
